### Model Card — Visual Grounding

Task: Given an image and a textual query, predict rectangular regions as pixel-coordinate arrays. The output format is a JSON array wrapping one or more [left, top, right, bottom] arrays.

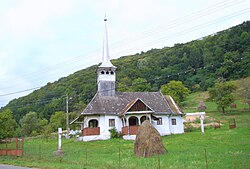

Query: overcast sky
[[0, 0, 249, 107]]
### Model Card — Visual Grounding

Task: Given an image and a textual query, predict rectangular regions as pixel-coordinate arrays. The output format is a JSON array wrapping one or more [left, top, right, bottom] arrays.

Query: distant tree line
[[0, 109, 78, 139]]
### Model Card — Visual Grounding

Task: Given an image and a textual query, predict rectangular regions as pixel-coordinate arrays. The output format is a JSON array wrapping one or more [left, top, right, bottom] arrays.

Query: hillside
[[182, 77, 250, 113], [1, 21, 250, 122]]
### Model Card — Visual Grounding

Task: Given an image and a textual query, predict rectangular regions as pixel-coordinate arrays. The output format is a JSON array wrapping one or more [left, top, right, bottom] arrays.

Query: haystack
[[134, 120, 167, 157], [197, 100, 207, 111]]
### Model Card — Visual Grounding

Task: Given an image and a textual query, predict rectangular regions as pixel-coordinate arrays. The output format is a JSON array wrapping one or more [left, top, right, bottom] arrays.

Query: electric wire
[[0, 0, 246, 85], [0, 55, 248, 108], [1, 8, 248, 89], [1, 11, 249, 101]]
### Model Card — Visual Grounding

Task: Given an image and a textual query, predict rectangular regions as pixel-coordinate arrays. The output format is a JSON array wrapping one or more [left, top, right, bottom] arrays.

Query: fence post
[[205, 148, 208, 169], [118, 146, 121, 169], [16, 138, 18, 149], [85, 148, 88, 166], [158, 155, 160, 169], [21, 138, 24, 156], [15, 138, 18, 156], [39, 144, 41, 160], [5, 139, 8, 155]]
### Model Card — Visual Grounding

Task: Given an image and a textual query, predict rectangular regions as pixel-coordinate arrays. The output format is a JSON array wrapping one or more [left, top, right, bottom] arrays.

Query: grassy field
[[1, 80, 250, 169], [0, 109, 249, 169], [182, 92, 249, 113], [182, 77, 250, 113]]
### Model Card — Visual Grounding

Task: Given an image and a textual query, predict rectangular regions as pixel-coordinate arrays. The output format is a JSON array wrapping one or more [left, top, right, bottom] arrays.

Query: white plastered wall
[[152, 115, 171, 136], [169, 116, 184, 134], [80, 115, 122, 141]]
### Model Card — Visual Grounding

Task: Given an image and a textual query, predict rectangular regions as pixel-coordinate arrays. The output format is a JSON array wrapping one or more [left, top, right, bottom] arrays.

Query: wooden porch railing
[[82, 127, 100, 136], [122, 126, 139, 135]]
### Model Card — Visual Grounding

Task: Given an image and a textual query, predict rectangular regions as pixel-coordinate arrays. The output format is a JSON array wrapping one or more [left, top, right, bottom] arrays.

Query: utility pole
[[66, 94, 69, 139]]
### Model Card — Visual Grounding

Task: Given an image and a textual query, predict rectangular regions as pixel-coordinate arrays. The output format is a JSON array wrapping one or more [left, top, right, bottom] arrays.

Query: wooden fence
[[0, 138, 24, 156]]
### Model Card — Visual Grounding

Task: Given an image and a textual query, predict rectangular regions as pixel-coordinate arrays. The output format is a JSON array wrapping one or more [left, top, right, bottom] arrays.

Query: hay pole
[[204, 148, 208, 169]]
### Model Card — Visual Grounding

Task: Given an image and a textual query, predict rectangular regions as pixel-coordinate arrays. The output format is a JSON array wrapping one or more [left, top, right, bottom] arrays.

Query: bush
[[109, 127, 122, 138], [184, 123, 197, 132]]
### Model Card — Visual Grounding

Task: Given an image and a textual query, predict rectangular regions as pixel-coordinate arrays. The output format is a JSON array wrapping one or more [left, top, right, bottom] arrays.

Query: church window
[[171, 119, 176, 125], [109, 119, 115, 127], [89, 119, 98, 128], [157, 118, 162, 125], [110, 71, 114, 75], [106, 71, 109, 74], [101, 71, 105, 74]]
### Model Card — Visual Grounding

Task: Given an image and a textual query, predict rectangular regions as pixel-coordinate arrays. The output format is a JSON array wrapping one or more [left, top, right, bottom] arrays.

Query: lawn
[[0, 110, 249, 169]]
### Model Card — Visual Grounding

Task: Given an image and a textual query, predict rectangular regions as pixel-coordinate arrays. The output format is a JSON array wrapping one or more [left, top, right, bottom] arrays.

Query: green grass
[[182, 77, 250, 113], [0, 110, 250, 169], [182, 92, 249, 113]]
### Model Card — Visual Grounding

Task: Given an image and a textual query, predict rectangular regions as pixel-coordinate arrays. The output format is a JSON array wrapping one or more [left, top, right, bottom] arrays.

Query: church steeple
[[99, 16, 115, 68], [97, 16, 116, 96]]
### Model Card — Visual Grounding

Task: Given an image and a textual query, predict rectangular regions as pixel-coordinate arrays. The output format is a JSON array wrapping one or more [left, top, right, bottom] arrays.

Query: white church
[[71, 17, 185, 141]]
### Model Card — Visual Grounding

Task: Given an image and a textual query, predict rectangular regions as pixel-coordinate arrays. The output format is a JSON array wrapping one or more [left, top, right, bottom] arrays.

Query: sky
[[0, 0, 250, 107]]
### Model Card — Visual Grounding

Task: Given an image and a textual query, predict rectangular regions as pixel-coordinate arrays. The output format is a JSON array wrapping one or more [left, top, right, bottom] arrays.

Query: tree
[[161, 80, 190, 104], [131, 78, 151, 92], [69, 112, 79, 130], [19, 112, 39, 137], [37, 118, 48, 134], [43, 124, 53, 141], [0, 109, 17, 139], [237, 78, 250, 108], [209, 81, 237, 114], [50, 111, 66, 131]]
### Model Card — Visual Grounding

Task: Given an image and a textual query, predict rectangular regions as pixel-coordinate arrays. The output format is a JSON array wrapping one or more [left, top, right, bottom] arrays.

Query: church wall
[[97, 73, 116, 81], [169, 116, 184, 134], [103, 115, 122, 132], [152, 115, 171, 136], [99, 115, 122, 140], [99, 116, 109, 139], [82, 115, 100, 128], [98, 81, 116, 96]]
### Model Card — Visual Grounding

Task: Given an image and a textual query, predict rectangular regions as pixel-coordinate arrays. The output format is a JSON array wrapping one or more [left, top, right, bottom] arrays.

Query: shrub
[[184, 123, 196, 132], [109, 127, 122, 138]]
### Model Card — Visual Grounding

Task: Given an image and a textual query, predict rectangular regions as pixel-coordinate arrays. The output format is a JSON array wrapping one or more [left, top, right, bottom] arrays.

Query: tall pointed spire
[[97, 15, 116, 97], [99, 15, 115, 68]]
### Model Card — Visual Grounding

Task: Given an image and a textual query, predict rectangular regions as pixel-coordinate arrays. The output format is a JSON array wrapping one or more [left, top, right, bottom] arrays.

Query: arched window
[[110, 71, 114, 75], [101, 71, 105, 74], [106, 71, 109, 74], [140, 116, 149, 124], [89, 119, 98, 128], [129, 116, 139, 126]]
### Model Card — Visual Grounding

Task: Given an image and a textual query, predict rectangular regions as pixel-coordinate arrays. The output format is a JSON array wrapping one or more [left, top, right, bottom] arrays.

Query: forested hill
[[2, 21, 250, 122]]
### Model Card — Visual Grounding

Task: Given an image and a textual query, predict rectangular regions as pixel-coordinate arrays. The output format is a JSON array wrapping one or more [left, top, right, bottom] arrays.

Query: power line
[[0, 14, 250, 100], [0, 87, 41, 97], [0, 7, 249, 107], [111, 8, 250, 57], [0, 0, 246, 85], [1, 56, 248, 109]]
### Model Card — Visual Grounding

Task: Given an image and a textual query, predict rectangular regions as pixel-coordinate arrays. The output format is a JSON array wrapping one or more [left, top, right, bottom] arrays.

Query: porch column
[[149, 115, 152, 123], [126, 117, 129, 126]]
